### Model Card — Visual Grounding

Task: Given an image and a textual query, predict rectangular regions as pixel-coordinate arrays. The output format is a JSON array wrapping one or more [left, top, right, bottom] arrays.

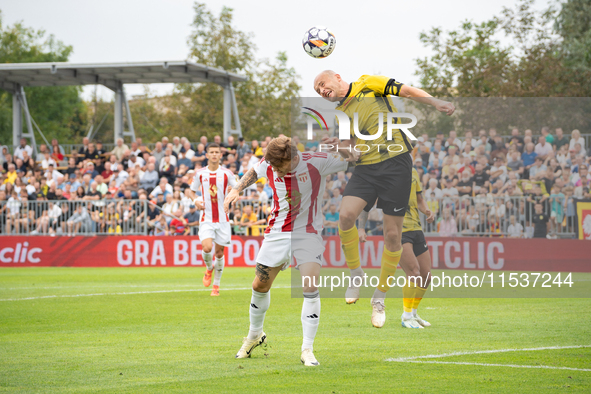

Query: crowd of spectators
[[1, 126, 590, 239]]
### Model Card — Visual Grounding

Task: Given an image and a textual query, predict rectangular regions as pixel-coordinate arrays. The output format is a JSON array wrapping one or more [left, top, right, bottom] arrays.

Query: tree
[[0, 10, 86, 148], [411, 0, 591, 135], [150, 2, 301, 142], [555, 0, 591, 73], [415, 0, 590, 98]]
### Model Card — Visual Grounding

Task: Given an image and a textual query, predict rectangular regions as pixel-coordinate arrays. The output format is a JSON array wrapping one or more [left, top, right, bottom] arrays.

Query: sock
[[339, 224, 360, 270], [377, 247, 401, 293], [202, 250, 213, 271], [301, 291, 321, 352], [402, 280, 417, 319], [412, 286, 428, 315], [213, 256, 225, 287], [248, 289, 270, 340], [372, 287, 386, 301]]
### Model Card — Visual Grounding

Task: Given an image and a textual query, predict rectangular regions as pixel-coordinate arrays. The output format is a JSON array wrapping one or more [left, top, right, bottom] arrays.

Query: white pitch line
[[396, 360, 591, 372], [0, 286, 292, 302], [386, 345, 591, 362], [386, 345, 591, 372]]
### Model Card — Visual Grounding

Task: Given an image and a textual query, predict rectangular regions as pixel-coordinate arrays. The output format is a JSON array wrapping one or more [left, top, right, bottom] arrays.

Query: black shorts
[[344, 152, 412, 217], [401, 230, 429, 257]]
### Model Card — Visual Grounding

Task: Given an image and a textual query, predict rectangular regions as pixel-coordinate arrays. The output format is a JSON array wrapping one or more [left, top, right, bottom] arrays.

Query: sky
[[0, 0, 551, 101]]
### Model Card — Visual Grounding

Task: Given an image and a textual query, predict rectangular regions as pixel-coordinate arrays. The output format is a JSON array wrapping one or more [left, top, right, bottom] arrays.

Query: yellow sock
[[377, 247, 401, 293], [413, 286, 427, 310], [402, 281, 417, 312], [339, 224, 360, 270]]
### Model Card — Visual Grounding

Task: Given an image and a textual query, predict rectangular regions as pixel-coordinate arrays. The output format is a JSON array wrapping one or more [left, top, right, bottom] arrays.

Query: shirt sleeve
[[252, 158, 269, 179], [317, 152, 348, 176], [361, 75, 404, 97], [190, 172, 201, 193]]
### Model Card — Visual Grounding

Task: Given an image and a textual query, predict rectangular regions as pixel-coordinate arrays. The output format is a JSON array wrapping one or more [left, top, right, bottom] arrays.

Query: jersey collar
[[338, 83, 352, 106]]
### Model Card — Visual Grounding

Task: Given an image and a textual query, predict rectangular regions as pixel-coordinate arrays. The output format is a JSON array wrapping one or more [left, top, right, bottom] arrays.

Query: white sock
[[213, 256, 224, 286], [402, 311, 413, 319], [372, 288, 386, 301], [248, 289, 270, 340], [350, 267, 364, 278], [412, 308, 418, 316], [202, 250, 213, 271], [301, 291, 321, 352]]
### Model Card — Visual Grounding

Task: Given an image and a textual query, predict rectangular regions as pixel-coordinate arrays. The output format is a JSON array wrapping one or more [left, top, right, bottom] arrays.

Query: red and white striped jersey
[[191, 166, 238, 223], [253, 152, 348, 236]]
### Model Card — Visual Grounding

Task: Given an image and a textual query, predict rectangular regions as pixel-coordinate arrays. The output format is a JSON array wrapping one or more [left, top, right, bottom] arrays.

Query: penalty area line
[[386, 345, 591, 372], [0, 286, 292, 302]]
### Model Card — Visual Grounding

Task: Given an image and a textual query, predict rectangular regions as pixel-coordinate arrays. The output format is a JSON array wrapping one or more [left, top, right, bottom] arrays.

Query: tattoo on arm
[[255, 263, 271, 282], [357, 210, 369, 230], [234, 168, 259, 193]]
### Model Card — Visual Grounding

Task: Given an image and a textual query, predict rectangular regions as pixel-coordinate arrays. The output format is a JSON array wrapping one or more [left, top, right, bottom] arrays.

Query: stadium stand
[[1, 128, 590, 239]]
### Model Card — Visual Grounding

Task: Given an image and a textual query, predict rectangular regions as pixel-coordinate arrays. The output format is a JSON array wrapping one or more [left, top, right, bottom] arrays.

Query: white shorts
[[198, 222, 232, 247], [256, 234, 325, 269]]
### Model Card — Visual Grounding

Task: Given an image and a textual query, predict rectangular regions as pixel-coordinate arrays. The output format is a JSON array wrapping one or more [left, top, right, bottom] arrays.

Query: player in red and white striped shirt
[[225, 136, 352, 366], [185, 143, 237, 296]]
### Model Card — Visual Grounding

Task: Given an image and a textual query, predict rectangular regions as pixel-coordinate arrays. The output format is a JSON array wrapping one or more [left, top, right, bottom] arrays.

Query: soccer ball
[[302, 26, 336, 58]]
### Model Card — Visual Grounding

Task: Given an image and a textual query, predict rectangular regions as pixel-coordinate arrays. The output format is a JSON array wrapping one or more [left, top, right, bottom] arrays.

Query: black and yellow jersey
[[402, 168, 423, 233], [336, 75, 412, 166]]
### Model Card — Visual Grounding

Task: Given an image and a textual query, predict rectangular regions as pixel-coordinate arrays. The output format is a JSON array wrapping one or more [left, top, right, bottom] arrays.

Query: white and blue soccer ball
[[302, 26, 336, 59]]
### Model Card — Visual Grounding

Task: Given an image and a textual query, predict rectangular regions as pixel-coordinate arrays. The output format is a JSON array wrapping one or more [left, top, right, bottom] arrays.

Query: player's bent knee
[[339, 210, 358, 229]]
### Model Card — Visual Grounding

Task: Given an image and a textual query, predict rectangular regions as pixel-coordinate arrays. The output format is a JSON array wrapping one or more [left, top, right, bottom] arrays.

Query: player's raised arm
[[399, 85, 455, 116], [224, 167, 259, 213]]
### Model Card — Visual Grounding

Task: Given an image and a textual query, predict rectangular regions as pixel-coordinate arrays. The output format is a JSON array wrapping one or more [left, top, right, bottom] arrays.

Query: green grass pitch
[[1, 267, 590, 393]]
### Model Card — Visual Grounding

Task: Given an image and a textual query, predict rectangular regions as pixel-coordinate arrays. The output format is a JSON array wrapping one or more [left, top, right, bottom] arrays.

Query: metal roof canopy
[[0, 60, 247, 150]]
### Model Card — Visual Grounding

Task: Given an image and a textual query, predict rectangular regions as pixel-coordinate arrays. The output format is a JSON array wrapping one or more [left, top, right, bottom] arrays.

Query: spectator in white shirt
[[14, 138, 33, 161], [183, 141, 195, 160], [41, 152, 57, 169], [507, 215, 524, 238], [112, 164, 129, 187], [534, 136, 553, 160], [569, 129, 585, 151], [444, 130, 462, 148], [149, 178, 174, 199]]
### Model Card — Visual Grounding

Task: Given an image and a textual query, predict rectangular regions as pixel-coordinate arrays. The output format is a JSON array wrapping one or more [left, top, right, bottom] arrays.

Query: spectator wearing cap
[[414, 157, 427, 174], [83, 162, 99, 179]]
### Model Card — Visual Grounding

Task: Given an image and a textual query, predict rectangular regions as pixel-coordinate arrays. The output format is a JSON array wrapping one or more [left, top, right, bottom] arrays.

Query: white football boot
[[301, 348, 320, 367], [413, 314, 431, 327], [401, 314, 424, 329], [370, 298, 386, 328], [235, 332, 267, 359]]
